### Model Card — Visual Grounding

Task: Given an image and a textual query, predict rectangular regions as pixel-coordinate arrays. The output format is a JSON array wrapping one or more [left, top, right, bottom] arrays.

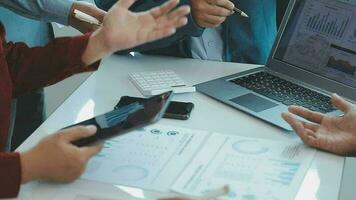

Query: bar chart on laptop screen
[[282, 0, 356, 86], [303, 0, 353, 41]]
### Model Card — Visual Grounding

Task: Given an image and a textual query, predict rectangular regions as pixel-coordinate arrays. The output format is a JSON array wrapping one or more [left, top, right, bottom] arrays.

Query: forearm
[[82, 30, 111, 66], [7, 34, 100, 97], [0, 153, 21, 198]]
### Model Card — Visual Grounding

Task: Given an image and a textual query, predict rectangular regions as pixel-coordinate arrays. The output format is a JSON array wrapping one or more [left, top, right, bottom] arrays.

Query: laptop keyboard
[[230, 72, 336, 113]]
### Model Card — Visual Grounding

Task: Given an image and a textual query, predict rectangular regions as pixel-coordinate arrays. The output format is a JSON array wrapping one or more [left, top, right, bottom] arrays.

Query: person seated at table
[[95, 0, 277, 65], [282, 94, 356, 156], [0, 0, 190, 198]]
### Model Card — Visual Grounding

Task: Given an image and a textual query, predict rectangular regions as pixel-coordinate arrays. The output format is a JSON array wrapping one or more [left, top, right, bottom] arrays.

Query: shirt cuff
[[42, 0, 75, 25]]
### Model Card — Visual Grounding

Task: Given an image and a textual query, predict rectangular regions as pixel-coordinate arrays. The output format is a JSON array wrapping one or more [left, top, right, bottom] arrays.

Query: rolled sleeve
[[0, 0, 74, 25]]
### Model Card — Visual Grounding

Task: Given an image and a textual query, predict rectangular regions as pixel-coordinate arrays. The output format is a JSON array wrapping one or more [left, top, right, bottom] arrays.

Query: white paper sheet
[[81, 125, 208, 192], [171, 133, 316, 200]]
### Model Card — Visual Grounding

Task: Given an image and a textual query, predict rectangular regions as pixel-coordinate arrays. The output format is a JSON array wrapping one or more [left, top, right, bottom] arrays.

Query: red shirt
[[0, 23, 99, 198]]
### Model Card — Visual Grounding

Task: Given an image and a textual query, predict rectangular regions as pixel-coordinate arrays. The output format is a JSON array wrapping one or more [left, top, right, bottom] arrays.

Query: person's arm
[[0, 0, 106, 33], [0, 0, 74, 25], [4, 0, 189, 97], [0, 126, 101, 198], [95, 0, 204, 55], [0, 153, 21, 198], [6, 33, 99, 97]]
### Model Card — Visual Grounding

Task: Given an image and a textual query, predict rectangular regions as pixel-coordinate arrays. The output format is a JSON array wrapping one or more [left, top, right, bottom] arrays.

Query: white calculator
[[129, 70, 196, 96]]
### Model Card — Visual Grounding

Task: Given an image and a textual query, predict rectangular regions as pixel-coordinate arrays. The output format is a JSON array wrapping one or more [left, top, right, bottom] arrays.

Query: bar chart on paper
[[171, 133, 316, 200]]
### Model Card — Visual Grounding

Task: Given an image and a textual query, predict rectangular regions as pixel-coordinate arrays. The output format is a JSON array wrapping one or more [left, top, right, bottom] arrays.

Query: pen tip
[[242, 12, 249, 18]]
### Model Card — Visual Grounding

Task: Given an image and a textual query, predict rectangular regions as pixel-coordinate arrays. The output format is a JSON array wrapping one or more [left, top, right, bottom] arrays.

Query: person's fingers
[[158, 17, 188, 29], [282, 113, 323, 149], [80, 143, 103, 158], [215, 0, 235, 11], [211, 7, 233, 17], [60, 125, 97, 142], [303, 129, 321, 148], [303, 122, 320, 132], [205, 3, 232, 17], [148, 28, 177, 42], [150, 0, 180, 18], [196, 14, 226, 27], [166, 6, 191, 20], [175, 17, 189, 28], [118, 0, 138, 9], [331, 94, 352, 113], [198, 20, 218, 28], [288, 106, 325, 124], [282, 112, 307, 136]]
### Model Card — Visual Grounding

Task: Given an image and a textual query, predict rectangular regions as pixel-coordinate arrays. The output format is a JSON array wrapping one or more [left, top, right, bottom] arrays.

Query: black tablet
[[67, 91, 173, 147]]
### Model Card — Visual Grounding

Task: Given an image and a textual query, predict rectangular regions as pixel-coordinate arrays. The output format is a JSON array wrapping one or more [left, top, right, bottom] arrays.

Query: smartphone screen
[[116, 97, 194, 120]]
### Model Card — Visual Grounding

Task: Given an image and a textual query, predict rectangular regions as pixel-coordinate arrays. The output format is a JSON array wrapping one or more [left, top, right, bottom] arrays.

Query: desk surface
[[12, 54, 344, 200]]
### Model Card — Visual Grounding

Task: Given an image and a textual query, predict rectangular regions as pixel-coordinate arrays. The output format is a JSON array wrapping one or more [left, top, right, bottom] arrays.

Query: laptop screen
[[274, 0, 356, 88]]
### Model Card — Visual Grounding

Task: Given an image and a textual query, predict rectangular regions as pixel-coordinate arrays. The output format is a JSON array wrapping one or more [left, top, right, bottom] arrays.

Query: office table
[[12, 54, 344, 200]]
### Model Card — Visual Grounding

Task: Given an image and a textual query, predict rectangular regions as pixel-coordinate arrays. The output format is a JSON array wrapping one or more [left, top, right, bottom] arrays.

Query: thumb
[[60, 125, 97, 142], [80, 143, 103, 158], [331, 94, 352, 113]]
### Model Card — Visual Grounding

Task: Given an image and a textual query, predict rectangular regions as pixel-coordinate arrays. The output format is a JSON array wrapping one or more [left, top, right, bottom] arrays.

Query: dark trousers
[[11, 90, 45, 151]]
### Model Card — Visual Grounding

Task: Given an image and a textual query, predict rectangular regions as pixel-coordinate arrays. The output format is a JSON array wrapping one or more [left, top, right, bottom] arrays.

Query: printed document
[[81, 125, 208, 191], [171, 133, 316, 200], [81, 125, 315, 199]]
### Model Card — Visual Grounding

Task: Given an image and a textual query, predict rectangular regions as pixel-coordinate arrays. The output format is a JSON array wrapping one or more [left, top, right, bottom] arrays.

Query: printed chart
[[171, 134, 316, 200], [81, 125, 208, 191]]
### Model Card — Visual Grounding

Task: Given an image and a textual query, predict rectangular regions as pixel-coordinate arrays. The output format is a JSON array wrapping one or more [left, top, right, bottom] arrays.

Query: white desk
[[12, 54, 344, 200]]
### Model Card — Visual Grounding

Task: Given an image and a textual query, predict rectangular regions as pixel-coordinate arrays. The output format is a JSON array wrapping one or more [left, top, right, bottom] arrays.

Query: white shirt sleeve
[[0, 0, 74, 25]]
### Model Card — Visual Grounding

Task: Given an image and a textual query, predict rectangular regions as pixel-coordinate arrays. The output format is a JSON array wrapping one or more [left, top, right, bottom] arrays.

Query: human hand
[[69, 1, 106, 33], [191, 0, 234, 28], [82, 0, 190, 65], [282, 94, 356, 156], [20, 126, 102, 183]]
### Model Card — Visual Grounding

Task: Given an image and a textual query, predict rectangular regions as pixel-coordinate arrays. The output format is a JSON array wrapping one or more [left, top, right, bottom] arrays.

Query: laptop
[[196, 0, 356, 131]]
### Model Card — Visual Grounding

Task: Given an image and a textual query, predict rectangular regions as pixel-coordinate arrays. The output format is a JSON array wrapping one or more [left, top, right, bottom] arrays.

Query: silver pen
[[233, 7, 249, 18]]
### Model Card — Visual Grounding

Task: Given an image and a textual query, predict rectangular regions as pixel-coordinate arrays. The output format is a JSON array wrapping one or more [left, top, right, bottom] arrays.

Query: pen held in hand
[[74, 9, 103, 26], [233, 7, 249, 18]]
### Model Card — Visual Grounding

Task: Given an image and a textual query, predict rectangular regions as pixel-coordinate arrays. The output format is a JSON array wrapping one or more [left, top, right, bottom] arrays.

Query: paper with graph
[[81, 124, 315, 199], [171, 133, 316, 200], [81, 125, 208, 192]]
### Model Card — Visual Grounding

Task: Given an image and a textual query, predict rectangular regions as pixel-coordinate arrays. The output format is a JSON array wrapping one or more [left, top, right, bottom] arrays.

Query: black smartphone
[[115, 96, 194, 120], [64, 91, 173, 147]]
